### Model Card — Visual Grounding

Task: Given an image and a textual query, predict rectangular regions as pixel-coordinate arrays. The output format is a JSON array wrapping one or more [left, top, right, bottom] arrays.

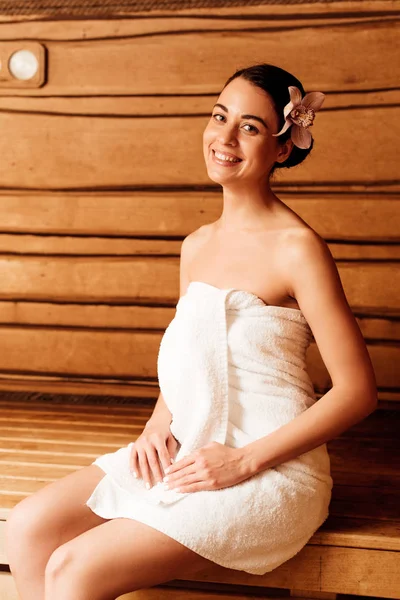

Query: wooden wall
[[0, 0, 398, 405]]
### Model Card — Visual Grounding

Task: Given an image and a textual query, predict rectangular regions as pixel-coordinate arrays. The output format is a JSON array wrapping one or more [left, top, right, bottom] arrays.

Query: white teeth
[[214, 151, 241, 163]]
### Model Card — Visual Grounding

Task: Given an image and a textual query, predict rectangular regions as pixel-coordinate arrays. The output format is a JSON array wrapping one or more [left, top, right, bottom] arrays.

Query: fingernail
[[145, 482, 151, 490], [132, 471, 137, 478], [165, 466, 171, 474], [163, 476, 169, 482], [170, 458, 175, 463]]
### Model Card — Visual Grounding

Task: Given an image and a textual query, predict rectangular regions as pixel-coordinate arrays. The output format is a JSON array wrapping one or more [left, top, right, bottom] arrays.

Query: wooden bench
[[1, 396, 399, 599]]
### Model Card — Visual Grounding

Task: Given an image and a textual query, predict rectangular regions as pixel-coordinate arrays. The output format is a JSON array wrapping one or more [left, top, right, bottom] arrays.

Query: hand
[[162, 441, 251, 493], [129, 422, 179, 490]]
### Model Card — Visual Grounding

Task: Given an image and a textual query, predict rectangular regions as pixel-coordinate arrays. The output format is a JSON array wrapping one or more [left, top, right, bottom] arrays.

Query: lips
[[211, 149, 243, 168], [212, 149, 243, 161]]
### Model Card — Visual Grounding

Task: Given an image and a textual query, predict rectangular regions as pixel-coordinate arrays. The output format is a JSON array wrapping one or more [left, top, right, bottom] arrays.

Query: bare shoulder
[[279, 225, 342, 308], [281, 226, 334, 272], [179, 225, 212, 296], [181, 223, 212, 253]]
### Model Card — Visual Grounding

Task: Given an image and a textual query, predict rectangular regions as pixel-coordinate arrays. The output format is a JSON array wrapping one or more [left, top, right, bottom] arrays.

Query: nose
[[217, 123, 238, 146]]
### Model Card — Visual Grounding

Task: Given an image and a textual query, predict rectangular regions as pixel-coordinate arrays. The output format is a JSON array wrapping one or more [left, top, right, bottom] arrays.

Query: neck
[[216, 181, 280, 232]]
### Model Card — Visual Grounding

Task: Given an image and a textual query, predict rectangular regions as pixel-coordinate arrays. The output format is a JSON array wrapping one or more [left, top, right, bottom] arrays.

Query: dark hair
[[222, 63, 314, 178]]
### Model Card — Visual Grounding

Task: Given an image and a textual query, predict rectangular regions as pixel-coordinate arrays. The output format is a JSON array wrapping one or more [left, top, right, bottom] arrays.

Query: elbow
[[363, 387, 379, 414]]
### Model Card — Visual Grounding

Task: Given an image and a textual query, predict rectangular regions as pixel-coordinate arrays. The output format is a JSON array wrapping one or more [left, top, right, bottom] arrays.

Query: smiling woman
[[80, 61, 376, 572], [6, 62, 378, 600], [203, 64, 319, 184]]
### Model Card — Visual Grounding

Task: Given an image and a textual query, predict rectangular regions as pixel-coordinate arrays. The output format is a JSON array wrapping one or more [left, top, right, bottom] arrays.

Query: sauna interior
[[0, 0, 399, 599]]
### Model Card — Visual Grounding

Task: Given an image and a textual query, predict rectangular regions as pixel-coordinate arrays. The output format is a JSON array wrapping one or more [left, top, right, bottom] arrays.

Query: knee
[[45, 543, 92, 595], [45, 544, 74, 582], [6, 497, 44, 560]]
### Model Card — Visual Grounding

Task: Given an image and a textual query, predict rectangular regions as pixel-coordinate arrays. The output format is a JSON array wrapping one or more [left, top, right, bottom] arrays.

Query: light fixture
[[0, 42, 45, 88], [9, 49, 39, 81]]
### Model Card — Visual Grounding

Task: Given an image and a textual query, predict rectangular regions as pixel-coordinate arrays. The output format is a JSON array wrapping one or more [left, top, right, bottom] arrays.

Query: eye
[[211, 113, 259, 134], [243, 123, 259, 133], [212, 113, 225, 122]]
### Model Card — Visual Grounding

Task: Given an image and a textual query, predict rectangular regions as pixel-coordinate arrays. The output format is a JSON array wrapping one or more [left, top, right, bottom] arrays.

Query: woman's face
[[203, 76, 292, 187]]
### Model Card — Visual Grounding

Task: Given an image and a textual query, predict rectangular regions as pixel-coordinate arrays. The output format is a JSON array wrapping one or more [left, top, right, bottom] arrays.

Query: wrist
[[237, 444, 259, 478], [144, 417, 171, 432]]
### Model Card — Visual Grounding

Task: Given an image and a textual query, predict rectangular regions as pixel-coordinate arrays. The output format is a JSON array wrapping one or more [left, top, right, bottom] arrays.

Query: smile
[[212, 150, 243, 166]]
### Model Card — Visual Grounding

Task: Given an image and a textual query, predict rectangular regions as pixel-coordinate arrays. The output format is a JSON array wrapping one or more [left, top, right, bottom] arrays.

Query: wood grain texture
[[190, 546, 400, 597], [0, 2, 399, 41], [0, 256, 397, 306], [0, 325, 395, 390], [0, 301, 397, 339], [0, 0, 398, 22], [0, 19, 398, 96], [1, 107, 398, 188], [0, 192, 398, 240]]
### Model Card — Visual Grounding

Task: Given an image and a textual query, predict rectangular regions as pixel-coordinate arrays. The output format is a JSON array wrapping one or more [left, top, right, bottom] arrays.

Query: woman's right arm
[[129, 232, 198, 487], [144, 391, 172, 432]]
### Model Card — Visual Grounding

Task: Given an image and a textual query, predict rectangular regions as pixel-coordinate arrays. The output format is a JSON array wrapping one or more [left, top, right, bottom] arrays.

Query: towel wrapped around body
[[86, 281, 333, 575]]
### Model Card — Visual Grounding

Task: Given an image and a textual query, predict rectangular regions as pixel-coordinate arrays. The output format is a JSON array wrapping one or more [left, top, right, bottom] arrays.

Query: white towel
[[86, 281, 333, 574]]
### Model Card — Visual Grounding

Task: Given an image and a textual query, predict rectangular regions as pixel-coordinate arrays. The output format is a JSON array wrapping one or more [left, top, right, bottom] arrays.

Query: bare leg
[[44, 516, 216, 600], [6, 464, 109, 600]]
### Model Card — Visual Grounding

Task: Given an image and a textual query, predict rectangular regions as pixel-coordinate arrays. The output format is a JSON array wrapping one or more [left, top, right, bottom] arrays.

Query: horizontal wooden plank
[[0, 377, 161, 399], [330, 484, 399, 520], [1, 89, 399, 115], [0, 2, 398, 43], [0, 257, 398, 309], [0, 324, 396, 388], [190, 546, 400, 598], [118, 589, 299, 600], [0, 302, 397, 341], [0, 0, 397, 23], [0, 396, 395, 433], [0, 375, 396, 405], [0, 192, 398, 241], [311, 516, 400, 551], [0, 20, 398, 96], [0, 407, 148, 424], [0, 233, 398, 261], [1, 108, 398, 188]]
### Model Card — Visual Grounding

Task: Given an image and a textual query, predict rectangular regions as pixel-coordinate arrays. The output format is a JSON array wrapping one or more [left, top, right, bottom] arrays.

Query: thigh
[[7, 464, 109, 549], [47, 517, 217, 599]]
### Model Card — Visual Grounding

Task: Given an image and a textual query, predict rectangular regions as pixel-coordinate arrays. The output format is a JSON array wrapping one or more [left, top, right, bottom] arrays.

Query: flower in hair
[[272, 86, 325, 150]]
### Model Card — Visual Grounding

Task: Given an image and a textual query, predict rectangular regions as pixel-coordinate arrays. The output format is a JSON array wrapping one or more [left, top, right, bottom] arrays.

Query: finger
[[129, 445, 140, 478], [163, 464, 196, 485], [158, 439, 174, 474], [165, 454, 194, 475], [137, 449, 153, 489], [146, 445, 164, 484], [166, 435, 178, 462]]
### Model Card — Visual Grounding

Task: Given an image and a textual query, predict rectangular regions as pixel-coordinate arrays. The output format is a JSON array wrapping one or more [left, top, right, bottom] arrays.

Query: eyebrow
[[213, 103, 269, 130]]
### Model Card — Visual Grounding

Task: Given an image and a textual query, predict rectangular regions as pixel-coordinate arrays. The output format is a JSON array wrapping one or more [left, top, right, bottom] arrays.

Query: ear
[[275, 138, 294, 164]]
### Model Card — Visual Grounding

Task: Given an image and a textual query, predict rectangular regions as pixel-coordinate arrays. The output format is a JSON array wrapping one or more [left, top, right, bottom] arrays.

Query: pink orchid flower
[[272, 86, 325, 150]]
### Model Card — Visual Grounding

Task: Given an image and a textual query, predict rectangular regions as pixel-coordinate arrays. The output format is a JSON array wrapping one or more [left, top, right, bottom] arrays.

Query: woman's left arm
[[241, 229, 378, 477]]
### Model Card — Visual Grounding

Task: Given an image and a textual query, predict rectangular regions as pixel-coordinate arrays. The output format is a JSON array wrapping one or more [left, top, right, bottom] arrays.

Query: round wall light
[[8, 49, 39, 80]]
